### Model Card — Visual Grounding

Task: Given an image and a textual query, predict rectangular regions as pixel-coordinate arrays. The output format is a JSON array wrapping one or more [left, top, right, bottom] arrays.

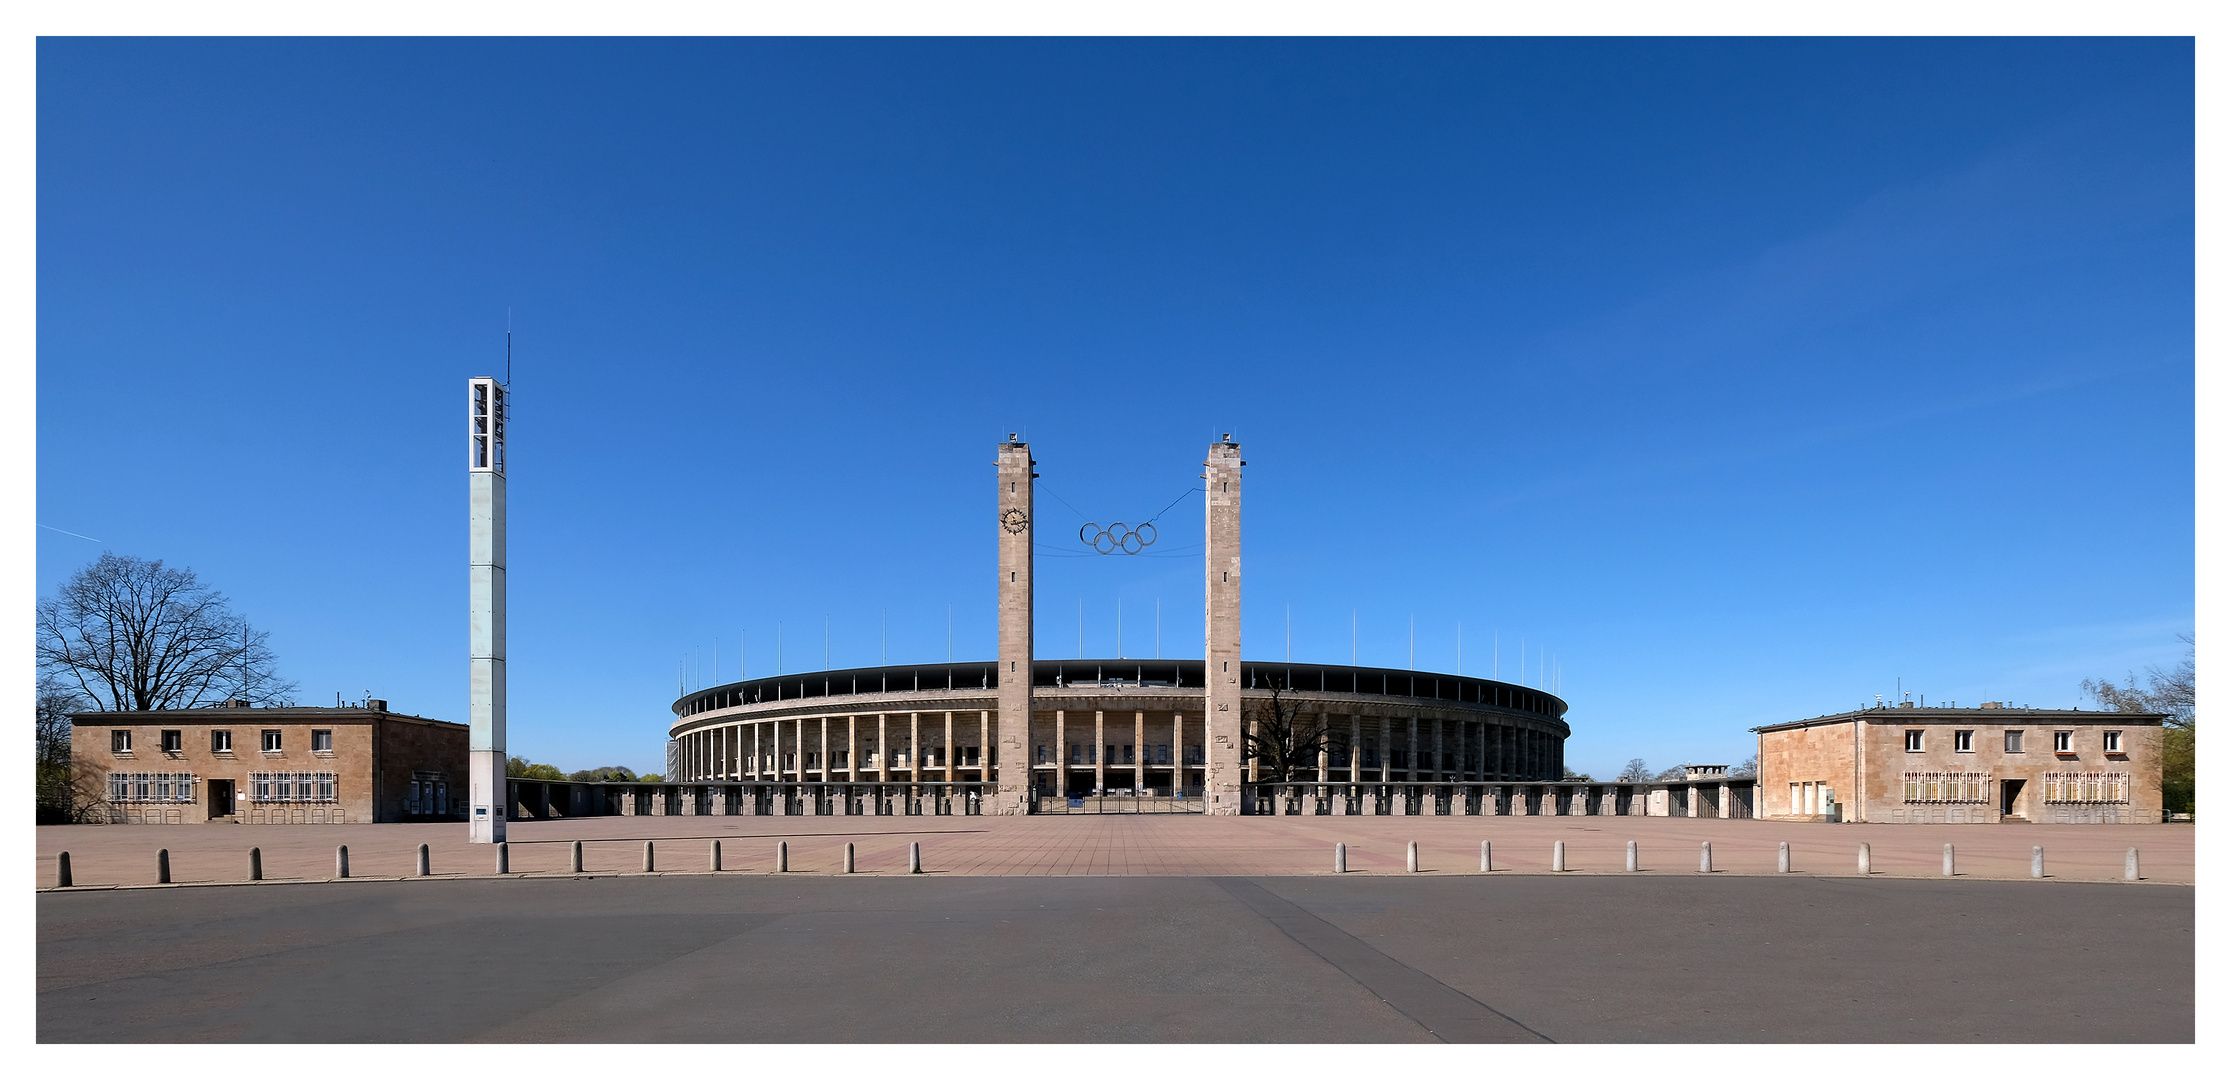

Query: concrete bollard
[[1406, 841, 1419, 873], [337, 845, 350, 879], [157, 848, 170, 884], [417, 844, 431, 877], [1778, 842, 1790, 874], [1626, 841, 1638, 872], [1335, 843, 1347, 874], [776, 840, 789, 873], [497, 842, 510, 875], [248, 847, 262, 881], [843, 842, 855, 874], [2126, 847, 2140, 881], [1698, 841, 1712, 874], [1942, 843, 1955, 877], [1858, 842, 1871, 875], [569, 839, 583, 873], [56, 851, 72, 888], [710, 839, 722, 872], [642, 841, 656, 872], [909, 841, 923, 874], [1480, 840, 1492, 872], [2031, 846, 2044, 879], [1552, 840, 1566, 872]]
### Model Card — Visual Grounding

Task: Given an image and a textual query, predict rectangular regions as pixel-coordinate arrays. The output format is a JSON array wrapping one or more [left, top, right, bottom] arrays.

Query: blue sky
[[36, 38, 2192, 777]]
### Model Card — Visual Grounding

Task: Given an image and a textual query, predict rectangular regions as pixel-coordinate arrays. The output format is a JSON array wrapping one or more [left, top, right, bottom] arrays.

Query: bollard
[[1626, 840, 1638, 872], [157, 848, 171, 884], [776, 840, 789, 873], [642, 841, 656, 872], [2031, 846, 2044, 879], [1942, 843, 1955, 877], [909, 841, 923, 874], [1407, 841, 1419, 873], [1778, 842, 1790, 874], [710, 839, 722, 872], [56, 851, 72, 889], [843, 842, 856, 874], [1552, 840, 1566, 873], [417, 843, 431, 877], [497, 842, 510, 875], [337, 844, 350, 878], [1858, 842, 1871, 875], [569, 839, 583, 874], [1480, 840, 1492, 873], [248, 847, 262, 882], [2125, 847, 2140, 881], [1699, 841, 1713, 874], [1334, 842, 1347, 874]]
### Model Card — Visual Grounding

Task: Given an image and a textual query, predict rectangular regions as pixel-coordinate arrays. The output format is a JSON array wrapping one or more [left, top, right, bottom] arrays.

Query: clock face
[[1001, 508, 1030, 535]]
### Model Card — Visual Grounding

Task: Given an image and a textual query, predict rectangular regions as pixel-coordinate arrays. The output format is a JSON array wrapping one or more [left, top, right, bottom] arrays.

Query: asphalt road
[[38, 875, 2191, 1043]]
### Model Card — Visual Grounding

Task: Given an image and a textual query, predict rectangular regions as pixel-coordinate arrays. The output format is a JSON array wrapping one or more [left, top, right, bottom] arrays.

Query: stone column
[[1055, 709, 1067, 798], [979, 710, 991, 785], [1406, 717, 1419, 783], [1134, 710, 1146, 795], [876, 714, 888, 781], [944, 712, 956, 784], [1719, 781, 1731, 820], [909, 712, 920, 784], [1172, 712, 1185, 797], [995, 437, 1035, 814], [1203, 435, 1244, 813], [1094, 710, 1106, 795]]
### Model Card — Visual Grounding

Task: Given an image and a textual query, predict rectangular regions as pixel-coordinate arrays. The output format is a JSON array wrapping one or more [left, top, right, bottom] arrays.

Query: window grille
[[108, 772, 197, 803], [1901, 771, 1988, 804], [248, 771, 338, 803], [2042, 772, 2127, 805]]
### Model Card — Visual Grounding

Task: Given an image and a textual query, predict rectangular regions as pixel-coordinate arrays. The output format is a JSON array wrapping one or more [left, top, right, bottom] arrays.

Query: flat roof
[[70, 705, 461, 729], [1752, 705, 2168, 734]]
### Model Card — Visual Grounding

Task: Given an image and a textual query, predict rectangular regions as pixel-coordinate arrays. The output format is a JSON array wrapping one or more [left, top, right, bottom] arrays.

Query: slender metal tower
[[994, 436, 1035, 814], [467, 375, 508, 843], [1203, 434, 1243, 814]]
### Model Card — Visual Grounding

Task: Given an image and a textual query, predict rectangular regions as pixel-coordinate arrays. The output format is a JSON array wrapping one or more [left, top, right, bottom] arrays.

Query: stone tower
[[467, 376, 508, 843], [1203, 435, 1243, 814], [995, 437, 1036, 814]]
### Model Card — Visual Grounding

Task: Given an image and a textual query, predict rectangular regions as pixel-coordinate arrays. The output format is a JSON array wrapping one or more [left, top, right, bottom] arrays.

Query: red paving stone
[[35, 814, 2191, 889]]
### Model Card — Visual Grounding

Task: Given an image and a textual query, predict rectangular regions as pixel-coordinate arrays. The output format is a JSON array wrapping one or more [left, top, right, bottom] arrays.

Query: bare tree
[[2082, 635, 2194, 814], [37, 553, 296, 712], [1616, 758, 1651, 782], [1243, 680, 1344, 783], [36, 675, 93, 823], [1733, 754, 1758, 779]]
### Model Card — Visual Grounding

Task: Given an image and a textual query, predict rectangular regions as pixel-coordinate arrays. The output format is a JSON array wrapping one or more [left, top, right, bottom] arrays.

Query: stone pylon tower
[[994, 436, 1036, 814], [467, 377, 508, 843], [1203, 435, 1243, 814]]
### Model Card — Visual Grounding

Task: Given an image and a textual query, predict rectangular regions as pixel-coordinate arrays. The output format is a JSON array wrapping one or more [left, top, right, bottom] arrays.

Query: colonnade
[[672, 711, 996, 785]]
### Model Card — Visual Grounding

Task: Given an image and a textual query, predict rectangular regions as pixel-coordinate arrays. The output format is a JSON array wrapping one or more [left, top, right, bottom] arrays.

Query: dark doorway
[[207, 779, 234, 819], [2000, 778, 2025, 817]]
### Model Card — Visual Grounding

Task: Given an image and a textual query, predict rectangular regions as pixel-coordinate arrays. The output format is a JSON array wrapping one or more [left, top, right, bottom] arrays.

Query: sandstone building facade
[[70, 700, 469, 824], [1754, 703, 2165, 824]]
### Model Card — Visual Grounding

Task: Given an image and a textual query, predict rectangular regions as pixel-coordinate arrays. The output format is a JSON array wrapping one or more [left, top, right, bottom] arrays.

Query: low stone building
[[69, 699, 468, 824], [1754, 702, 2166, 824]]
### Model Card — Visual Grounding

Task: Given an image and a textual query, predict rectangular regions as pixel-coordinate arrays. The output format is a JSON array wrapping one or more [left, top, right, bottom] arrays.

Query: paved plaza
[[39, 870, 2190, 1042], [36, 815, 2192, 888]]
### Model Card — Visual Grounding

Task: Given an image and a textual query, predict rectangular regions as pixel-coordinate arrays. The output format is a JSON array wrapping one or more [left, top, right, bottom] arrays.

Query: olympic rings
[[1080, 520, 1157, 555]]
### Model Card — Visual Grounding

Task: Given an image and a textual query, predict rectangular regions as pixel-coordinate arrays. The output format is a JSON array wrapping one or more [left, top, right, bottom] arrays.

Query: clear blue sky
[[36, 38, 2193, 777]]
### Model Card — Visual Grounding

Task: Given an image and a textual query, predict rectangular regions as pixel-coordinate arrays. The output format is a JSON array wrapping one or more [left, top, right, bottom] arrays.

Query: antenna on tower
[[505, 309, 513, 388]]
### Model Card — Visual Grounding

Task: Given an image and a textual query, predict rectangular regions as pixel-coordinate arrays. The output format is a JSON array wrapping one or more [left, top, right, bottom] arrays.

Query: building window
[[212, 730, 233, 753], [312, 729, 333, 752], [111, 730, 131, 754], [1035, 744, 1049, 765], [109, 772, 196, 803], [262, 729, 283, 752], [249, 771, 338, 803], [1904, 730, 1923, 753], [1954, 730, 1974, 753], [2043, 772, 2128, 805], [2054, 730, 2073, 754], [2005, 730, 2024, 753], [1902, 771, 1989, 804], [2103, 730, 2123, 754], [161, 730, 182, 753]]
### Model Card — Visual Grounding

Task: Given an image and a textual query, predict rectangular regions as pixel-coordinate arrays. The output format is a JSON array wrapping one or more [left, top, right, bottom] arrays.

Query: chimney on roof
[[221, 697, 252, 708], [365, 698, 388, 712], [1980, 701, 2001, 709]]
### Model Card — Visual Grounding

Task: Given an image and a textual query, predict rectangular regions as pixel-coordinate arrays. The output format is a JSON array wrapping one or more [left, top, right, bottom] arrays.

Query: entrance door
[[2000, 778, 2025, 817], [207, 779, 234, 819]]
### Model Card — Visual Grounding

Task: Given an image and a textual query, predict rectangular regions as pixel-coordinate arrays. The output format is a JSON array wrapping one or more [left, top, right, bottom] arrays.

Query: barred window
[[109, 773, 128, 802], [1901, 771, 1989, 804], [316, 773, 336, 801], [248, 771, 338, 803], [108, 772, 196, 803], [2043, 772, 2128, 805]]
